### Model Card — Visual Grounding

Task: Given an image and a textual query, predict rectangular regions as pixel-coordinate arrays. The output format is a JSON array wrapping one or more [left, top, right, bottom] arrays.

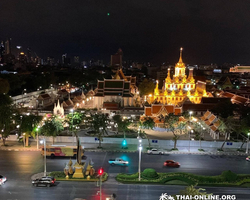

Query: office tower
[[74, 56, 80, 63], [0, 41, 4, 63], [5, 38, 11, 55], [111, 48, 123, 67], [27, 48, 31, 63]]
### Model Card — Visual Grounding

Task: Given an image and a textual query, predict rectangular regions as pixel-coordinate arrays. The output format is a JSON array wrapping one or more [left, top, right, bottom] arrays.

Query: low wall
[[5, 135, 247, 149]]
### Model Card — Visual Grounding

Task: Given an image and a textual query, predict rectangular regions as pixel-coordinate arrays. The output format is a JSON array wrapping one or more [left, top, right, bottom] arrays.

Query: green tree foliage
[[0, 94, 14, 145], [217, 116, 238, 150], [140, 117, 155, 130], [41, 115, 64, 144], [89, 113, 110, 148], [19, 115, 42, 146], [66, 111, 85, 134], [0, 78, 10, 94], [212, 99, 236, 119], [138, 78, 155, 96], [112, 115, 131, 138], [163, 114, 186, 149]]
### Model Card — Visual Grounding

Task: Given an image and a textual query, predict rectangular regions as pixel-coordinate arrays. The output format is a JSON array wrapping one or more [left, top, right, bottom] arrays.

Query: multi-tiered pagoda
[[149, 48, 207, 106]]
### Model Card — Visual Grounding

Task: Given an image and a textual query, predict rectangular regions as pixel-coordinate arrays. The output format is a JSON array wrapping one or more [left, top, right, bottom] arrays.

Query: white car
[[0, 175, 7, 185], [147, 149, 164, 155]]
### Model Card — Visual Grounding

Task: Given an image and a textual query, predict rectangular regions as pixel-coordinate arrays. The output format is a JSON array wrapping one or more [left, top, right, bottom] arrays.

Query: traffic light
[[98, 167, 104, 176]]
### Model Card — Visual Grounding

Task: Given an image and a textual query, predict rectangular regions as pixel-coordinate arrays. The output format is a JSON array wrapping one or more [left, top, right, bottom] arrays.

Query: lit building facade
[[148, 48, 207, 105]]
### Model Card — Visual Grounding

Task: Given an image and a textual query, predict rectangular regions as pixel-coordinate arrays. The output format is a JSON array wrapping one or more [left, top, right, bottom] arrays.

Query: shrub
[[117, 173, 139, 180], [141, 168, 159, 180], [49, 171, 65, 178], [221, 170, 237, 182], [161, 176, 197, 185]]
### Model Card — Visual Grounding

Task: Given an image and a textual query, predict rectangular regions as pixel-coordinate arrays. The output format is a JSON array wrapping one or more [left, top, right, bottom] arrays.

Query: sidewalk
[[0, 140, 249, 156]]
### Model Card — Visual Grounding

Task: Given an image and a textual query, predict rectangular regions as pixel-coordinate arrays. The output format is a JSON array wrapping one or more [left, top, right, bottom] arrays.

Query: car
[[108, 158, 129, 166], [164, 160, 180, 167], [147, 148, 164, 155], [246, 156, 250, 161], [32, 176, 56, 187], [0, 175, 7, 185]]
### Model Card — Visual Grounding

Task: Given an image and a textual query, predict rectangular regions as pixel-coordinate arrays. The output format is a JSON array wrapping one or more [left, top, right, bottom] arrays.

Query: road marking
[[102, 152, 107, 166]]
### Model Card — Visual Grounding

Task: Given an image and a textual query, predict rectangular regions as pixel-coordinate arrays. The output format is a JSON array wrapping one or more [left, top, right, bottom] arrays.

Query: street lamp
[[188, 111, 193, 152], [246, 133, 250, 154], [36, 126, 40, 149], [138, 138, 142, 181], [70, 109, 74, 146], [22, 89, 26, 104], [40, 137, 46, 177]]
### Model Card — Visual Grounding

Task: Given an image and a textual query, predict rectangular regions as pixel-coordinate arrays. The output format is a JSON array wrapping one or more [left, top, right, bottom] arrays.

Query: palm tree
[[89, 113, 109, 148]]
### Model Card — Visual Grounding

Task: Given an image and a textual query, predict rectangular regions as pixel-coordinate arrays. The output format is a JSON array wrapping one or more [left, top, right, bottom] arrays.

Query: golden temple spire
[[203, 89, 208, 97], [154, 80, 159, 95], [178, 47, 183, 63], [165, 68, 172, 84]]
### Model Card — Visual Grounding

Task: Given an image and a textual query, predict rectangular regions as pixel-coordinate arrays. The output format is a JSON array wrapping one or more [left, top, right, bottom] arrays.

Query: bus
[[41, 145, 84, 158]]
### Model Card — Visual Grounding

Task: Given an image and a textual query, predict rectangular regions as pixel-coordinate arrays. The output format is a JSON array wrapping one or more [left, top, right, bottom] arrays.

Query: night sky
[[1, 0, 250, 65]]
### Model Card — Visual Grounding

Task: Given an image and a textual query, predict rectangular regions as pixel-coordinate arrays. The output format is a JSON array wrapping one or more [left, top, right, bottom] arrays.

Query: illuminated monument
[[148, 48, 208, 105]]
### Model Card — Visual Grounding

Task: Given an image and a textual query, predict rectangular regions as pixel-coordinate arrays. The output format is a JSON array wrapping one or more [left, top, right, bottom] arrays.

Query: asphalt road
[[0, 151, 250, 200]]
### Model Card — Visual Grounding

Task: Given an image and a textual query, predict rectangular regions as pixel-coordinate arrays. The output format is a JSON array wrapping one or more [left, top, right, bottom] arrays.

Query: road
[[0, 151, 250, 200]]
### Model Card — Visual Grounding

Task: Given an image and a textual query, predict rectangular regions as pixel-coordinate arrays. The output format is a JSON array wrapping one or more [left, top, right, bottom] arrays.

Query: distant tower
[[27, 47, 31, 63], [62, 53, 67, 64], [111, 48, 123, 67], [5, 38, 11, 55], [0, 41, 5, 63], [74, 56, 80, 63]]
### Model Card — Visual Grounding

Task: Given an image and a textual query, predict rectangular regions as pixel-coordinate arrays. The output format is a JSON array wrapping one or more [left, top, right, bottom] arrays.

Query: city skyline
[[1, 1, 250, 65]]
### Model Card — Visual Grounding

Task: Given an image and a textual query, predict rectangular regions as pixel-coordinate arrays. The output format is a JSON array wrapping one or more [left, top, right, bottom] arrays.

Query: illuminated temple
[[148, 48, 208, 106]]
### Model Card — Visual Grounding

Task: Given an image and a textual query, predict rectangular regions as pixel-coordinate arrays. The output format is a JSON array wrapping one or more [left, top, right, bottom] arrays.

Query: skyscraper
[[0, 41, 5, 63], [5, 38, 11, 55], [111, 48, 123, 67]]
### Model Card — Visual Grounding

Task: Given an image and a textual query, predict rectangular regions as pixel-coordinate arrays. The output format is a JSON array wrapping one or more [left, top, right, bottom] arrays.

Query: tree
[[89, 113, 109, 148], [112, 115, 131, 139], [40, 115, 64, 144], [19, 115, 42, 147], [66, 111, 84, 135], [138, 78, 155, 96], [0, 78, 10, 94], [0, 94, 14, 146], [217, 116, 237, 151], [140, 117, 155, 130], [163, 114, 186, 149], [212, 99, 236, 119], [139, 117, 155, 149]]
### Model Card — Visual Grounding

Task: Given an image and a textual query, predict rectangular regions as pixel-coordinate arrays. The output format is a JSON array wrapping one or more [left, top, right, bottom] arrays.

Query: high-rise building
[[5, 38, 11, 55], [62, 53, 67, 64], [74, 56, 80, 63], [0, 41, 5, 63], [111, 48, 123, 67], [47, 56, 55, 66], [27, 48, 32, 63]]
